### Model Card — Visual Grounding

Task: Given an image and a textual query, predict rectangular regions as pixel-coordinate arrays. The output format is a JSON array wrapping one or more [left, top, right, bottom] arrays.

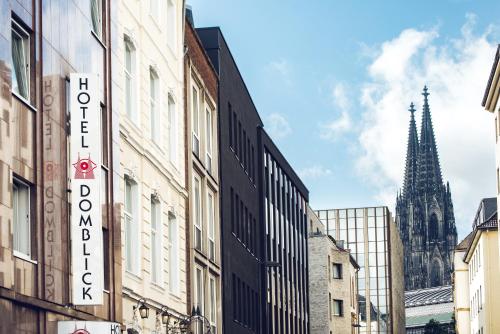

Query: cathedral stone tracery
[[395, 86, 457, 291]]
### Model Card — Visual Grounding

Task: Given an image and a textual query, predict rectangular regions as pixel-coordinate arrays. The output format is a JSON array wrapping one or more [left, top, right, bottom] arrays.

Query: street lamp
[[132, 299, 149, 319]]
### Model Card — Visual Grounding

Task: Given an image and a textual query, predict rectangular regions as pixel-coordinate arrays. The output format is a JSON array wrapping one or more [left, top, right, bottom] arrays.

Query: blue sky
[[187, 0, 500, 239]]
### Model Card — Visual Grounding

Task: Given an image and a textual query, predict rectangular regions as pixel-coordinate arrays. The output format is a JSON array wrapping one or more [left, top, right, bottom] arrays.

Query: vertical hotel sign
[[70, 73, 103, 305]]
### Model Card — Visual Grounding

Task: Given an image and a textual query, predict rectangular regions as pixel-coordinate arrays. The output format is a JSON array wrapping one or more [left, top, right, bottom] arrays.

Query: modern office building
[[308, 208, 359, 334], [454, 232, 473, 334], [316, 207, 405, 334], [196, 27, 264, 334], [184, 17, 222, 334], [260, 128, 310, 334], [482, 44, 500, 264], [116, 0, 188, 332], [0, 0, 122, 331], [454, 198, 500, 334]]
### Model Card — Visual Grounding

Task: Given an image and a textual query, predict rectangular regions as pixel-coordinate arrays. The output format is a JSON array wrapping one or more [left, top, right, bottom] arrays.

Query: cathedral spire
[[403, 102, 419, 198], [417, 86, 443, 194]]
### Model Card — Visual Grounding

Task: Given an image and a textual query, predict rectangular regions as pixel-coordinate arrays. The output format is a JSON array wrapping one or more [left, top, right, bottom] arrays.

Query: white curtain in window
[[11, 30, 28, 99]]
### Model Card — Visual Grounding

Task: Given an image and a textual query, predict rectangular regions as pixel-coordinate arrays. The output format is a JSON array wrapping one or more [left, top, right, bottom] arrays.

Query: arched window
[[429, 213, 439, 240], [430, 259, 443, 287]]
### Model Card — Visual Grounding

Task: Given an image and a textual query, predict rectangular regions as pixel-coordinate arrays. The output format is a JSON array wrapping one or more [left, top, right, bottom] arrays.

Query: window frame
[[150, 195, 162, 285], [333, 299, 344, 317], [193, 174, 203, 252], [206, 106, 213, 173], [192, 85, 200, 157], [209, 275, 217, 333], [90, 0, 103, 39], [12, 177, 32, 260], [168, 211, 180, 294], [11, 19, 31, 103], [332, 263, 343, 279], [149, 67, 160, 143], [124, 176, 140, 275], [166, 0, 177, 51], [168, 95, 178, 165], [207, 190, 216, 261], [124, 36, 138, 124]]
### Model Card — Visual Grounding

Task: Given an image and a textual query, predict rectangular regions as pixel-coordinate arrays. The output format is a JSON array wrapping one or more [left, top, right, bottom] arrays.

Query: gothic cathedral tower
[[396, 86, 458, 291]]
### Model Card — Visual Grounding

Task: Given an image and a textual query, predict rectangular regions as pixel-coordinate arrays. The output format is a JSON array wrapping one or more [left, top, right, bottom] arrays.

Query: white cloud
[[332, 82, 350, 111], [320, 111, 352, 141], [298, 165, 333, 180], [357, 14, 497, 238], [267, 58, 292, 86], [265, 113, 292, 140]]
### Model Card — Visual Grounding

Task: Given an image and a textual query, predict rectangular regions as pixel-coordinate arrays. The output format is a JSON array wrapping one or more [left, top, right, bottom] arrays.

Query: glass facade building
[[316, 207, 403, 334]]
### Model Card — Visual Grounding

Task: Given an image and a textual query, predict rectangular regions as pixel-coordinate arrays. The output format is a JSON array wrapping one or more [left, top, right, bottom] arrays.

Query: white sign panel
[[58, 321, 121, 334], [70, 73, 103, 305]]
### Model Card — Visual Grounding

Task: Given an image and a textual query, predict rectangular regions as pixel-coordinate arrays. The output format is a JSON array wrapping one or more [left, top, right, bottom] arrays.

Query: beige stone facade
[[308, 208, 359, 334], [116, 0, 188, 332], [454, 233, 472, 334], [184, 19, 222, 334]]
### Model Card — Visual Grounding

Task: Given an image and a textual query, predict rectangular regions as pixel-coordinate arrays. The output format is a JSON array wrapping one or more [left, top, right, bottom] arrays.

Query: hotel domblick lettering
[[70, 73, 103, 305]]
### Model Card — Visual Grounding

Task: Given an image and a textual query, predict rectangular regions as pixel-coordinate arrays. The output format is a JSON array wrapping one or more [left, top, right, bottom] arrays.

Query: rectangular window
[[206, 107, 213, 173], [207, 191, 215, 261], [166, 0, 176, 50], [194, 175, 202, 251], [124, 37, 137, 123], [168, 96, 177, 165], [333, 299, 343, 316], [192, 86, 200, 157], [228, 103, 233, 149], [329, 293, 332, 320], [11, 20, 30, 101], [333, 263, 342, 279], [150, 68, 160, 142], [90, 0, 102, 38], [209, 276, 217, 334], [150, 197, 161, 284], [125, 177, 139, 274], [195, 266, 204, 334], [168, 212, 180, 293], [13, 178, 31, 258]]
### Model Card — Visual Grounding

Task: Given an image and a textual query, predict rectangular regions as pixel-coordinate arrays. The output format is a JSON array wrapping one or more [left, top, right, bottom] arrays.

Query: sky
[[187, 0, 500, 240]]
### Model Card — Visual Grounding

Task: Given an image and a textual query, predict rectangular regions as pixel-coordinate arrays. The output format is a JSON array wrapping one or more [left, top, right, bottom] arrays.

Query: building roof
[[405, 286, 454, 328], [455, 231, 474, 251], [482, 44, 500, 107], [405, 285, 452, 308]]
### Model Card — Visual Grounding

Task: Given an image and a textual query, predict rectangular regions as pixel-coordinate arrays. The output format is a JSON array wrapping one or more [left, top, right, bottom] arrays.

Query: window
[[168, 96, 177, 165], [150, 0, 160, 22], [166, 0, 176, 50], [125, 177, 139, 274], [13, 178, 31, 258], [209, 276, 217, 334], [333, 263, 342, 279], [195, 266, 204, 334], [11, 20, 30, 101], [194, 175, 202, 251], [333, 299, 343, 316], [192, 86, 200, 157], [150, 196, 161, 284], [90, 0, 102, 38], [206, 107, 213, 173], [329, 293, 332, 320], [207, 191, 215, 261], [168, 212, 180, 293], [124, 37, 137, 123], [149, 68, 160, 142]]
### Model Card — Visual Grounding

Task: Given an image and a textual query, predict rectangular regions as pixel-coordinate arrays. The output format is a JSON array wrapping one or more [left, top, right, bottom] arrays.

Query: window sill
[[13, 251, 37, 264], [91, 30, 106, 48], [12, 92, 36, 112], [125, 270, 142, 282], [151, 281, 165, 292], [169, 290, 182, 300]]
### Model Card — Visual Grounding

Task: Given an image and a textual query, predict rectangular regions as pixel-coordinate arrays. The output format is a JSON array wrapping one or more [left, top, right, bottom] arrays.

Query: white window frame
[[192, 85, 200, 157], [209, 275, 217, 334], [150, 196, 162, 285], [11, 20, 30, 102], [195, 266, 205, 334], [124, 176, 140, 275], [166, 0, 176, 51], [193, 174, 202, 252], [149, 67, 160, 143], [168, 211, 180, 294], [207, 190, 215, 261], [90, 0, 102, 38], [206, 107, 213, 173], [168, 95, 178, 165], [13, 178, 31, 259], [124, 36, 138, 124]]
